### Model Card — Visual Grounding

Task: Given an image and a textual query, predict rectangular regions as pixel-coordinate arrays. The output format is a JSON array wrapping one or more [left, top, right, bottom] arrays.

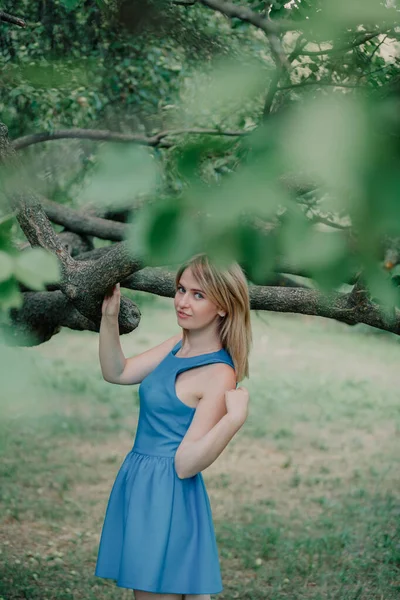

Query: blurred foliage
[[0, 213, 59, 312], [0, 0, 259, 137], [1, 0, 400, 315]]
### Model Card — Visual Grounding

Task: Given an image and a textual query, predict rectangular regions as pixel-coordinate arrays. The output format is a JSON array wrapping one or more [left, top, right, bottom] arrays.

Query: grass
[[0, 294, 399, 599]]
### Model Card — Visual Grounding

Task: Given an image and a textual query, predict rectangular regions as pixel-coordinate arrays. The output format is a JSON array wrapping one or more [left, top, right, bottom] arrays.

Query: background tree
[[1, 0, 400, 346]]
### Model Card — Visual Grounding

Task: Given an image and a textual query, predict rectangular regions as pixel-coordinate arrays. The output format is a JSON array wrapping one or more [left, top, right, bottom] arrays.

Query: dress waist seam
[[131, 448, 175, 459]]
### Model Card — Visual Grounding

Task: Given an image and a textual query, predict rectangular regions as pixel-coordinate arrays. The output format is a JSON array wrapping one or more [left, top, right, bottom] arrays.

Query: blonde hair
[[175, 253, 252, 382]]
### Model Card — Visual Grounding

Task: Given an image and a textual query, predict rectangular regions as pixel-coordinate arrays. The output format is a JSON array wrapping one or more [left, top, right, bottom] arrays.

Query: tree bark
[[0, 122, 142, 334]]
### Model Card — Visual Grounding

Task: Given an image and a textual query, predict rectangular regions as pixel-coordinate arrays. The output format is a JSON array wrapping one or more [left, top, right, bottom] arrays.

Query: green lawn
[[1, 294, 399, 599]]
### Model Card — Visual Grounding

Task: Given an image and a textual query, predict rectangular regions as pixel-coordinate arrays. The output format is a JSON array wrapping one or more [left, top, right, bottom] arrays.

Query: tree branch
[[298, 32, 382, 56], [0, 122, 142, 331], [263, 36, 309, 118], [8, 252, 397, 346], [5, 290, 140, 346], [57, 230, 94, 257], [278, 81, 366, 91], [197, 0, 295, 33], [40, 196, 128, 241], [124, 267, 400, 334], [12, 127, 251, 152], [250, 285, 400, 334], [198, 0, 290, 69], [306, 212, 351, 230], [0, 11, 26, 27], [0, 124, 73, 264]]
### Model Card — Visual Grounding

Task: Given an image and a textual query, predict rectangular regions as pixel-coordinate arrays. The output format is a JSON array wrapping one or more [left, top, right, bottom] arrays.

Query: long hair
[[175, 253, 252, 382]]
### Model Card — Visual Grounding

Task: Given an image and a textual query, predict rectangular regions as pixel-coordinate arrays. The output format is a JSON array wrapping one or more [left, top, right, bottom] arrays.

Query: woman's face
[[174, 267, 225, 329]]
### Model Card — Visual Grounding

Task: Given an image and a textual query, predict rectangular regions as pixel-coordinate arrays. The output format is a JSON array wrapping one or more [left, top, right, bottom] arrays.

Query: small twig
[[263, 36, 309, 118], [307, 212, 351, 230], [368, 34, 388, 64], [0, 10, 26, 27], [278, 81, 366, 91], [298, 32, 382, 57]]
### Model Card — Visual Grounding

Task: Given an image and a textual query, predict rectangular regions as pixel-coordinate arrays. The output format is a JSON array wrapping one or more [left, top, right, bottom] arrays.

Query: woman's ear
[[218, 310, 226, 318]]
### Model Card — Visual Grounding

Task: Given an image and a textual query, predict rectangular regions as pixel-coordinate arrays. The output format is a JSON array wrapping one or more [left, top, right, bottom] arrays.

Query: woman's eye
[[176, 286, 203, 299]]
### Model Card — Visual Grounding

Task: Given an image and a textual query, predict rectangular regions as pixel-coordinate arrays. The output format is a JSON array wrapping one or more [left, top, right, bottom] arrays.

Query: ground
[[0, 295, 399, 599]]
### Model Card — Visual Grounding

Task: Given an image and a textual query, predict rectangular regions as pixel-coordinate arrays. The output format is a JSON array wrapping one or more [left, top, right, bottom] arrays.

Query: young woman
[[95, 253, 252, 600]]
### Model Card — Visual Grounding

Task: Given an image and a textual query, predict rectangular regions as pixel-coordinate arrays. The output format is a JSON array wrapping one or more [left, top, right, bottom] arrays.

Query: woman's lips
[[177, 311, 191, 318]]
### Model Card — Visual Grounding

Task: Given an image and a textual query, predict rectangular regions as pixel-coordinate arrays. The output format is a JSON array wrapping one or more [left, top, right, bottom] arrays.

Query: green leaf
[[322, 0, 396, 26], [179, 58, 266, 124], [280, 94, 369, 211], [0, 278, 22, 312], [269, 7, 288, 21], [365, 265, 400, 312], [148, 204, 181, 256], [0, 251, 14, 282], [0, 214, 16, 252], [128, 199, 201, 266], [78, 144, 158, 209], [60, 0, 82, 11], [236, 222, 279, 284], [391, 264, 400, 279], [280, 205, 349, 289], [14, 249, 60, 291], [17, 60, 93, 89]]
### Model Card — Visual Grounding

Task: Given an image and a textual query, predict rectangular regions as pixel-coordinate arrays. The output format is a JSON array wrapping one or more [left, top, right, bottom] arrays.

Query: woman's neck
[[180, 331, 222, 354]]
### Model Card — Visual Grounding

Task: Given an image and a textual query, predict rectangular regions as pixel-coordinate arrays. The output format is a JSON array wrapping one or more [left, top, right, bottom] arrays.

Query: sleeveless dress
[[95, 338, 236, 595]]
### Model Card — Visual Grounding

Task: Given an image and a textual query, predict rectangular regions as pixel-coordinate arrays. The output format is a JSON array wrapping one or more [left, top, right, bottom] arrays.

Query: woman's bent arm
[[174, 364, 248, 478], [175, 413, 242, 479], [99, 313, 181, 385], [99, 283, 181, 385], [99, 315, 126, 382]]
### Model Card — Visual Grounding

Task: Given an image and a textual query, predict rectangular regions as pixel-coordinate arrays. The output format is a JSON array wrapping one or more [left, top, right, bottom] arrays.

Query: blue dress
[[95, 338, 235, 594]]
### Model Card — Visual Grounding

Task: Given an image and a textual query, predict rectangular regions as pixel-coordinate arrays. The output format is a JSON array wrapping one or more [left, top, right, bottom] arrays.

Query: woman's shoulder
[[199, 361, 237, 394]]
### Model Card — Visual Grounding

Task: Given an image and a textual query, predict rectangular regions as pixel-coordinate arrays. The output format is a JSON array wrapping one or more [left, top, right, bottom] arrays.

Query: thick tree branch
[[250, 285, 400, 334], [16, 231, 94, 257], [56, 231, 94, 257], [5, 290, 140, 346], [57, 241, 144, 328], [8, 257, 397, 346], [12, 127, 251, 152], [0, 122, 142, 330], [0, 124, 73, 264], [0, 11, 26, 27], [40, 196, 128, 241], [124, 267, 400, 334]]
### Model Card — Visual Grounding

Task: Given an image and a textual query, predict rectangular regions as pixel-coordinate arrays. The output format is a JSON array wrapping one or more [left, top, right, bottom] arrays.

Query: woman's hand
[[102, 282, 121, 318], [225, 386, 249, 428]]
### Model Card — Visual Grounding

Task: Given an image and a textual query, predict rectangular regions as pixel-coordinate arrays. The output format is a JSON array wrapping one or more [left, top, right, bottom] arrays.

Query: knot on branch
[[348, 275, 370, 309]]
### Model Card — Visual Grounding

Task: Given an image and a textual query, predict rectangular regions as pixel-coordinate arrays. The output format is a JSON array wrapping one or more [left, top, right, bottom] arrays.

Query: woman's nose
[[178, 293, 190, 306]]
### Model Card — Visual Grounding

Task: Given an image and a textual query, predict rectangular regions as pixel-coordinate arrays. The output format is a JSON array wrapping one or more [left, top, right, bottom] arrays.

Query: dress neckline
[[171, 340, 224, 360]]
